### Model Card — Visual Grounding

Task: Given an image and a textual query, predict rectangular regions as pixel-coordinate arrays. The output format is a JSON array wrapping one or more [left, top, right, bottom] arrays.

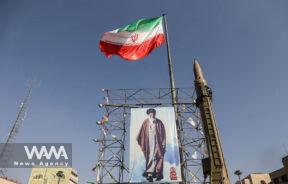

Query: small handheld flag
[[96, 115, 109, 125]]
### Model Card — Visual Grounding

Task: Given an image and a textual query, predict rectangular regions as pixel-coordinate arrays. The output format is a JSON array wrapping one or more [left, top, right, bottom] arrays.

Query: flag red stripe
[[99, 34, 165, 61]]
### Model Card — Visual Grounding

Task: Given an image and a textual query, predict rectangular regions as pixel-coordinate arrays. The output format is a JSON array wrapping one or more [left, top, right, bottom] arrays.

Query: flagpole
[[162, 14, 177, 106], [162, 14, 185, 183]]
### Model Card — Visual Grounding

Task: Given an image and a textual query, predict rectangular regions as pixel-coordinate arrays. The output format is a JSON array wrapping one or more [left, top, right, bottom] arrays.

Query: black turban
[[146, 108, 156, 115]]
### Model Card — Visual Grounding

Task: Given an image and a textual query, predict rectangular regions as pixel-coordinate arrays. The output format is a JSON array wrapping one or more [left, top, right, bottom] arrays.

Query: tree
[[234, 170, 242, 184]]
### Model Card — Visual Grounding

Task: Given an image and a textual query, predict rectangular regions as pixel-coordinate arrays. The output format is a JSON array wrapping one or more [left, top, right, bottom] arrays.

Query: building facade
[[270, 156, 288, 184], [0, 176, 20, 184], [236, 155, 288, 184], [238, 173, 271, 184], [28, 167, 78, 184]]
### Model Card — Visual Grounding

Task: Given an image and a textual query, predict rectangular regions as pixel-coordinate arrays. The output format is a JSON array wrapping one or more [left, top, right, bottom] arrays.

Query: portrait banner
[[129, 107, 182, 183]]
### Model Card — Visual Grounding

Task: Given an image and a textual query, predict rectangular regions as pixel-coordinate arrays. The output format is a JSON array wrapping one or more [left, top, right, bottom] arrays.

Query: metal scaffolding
[[93, 88, 208, 183]]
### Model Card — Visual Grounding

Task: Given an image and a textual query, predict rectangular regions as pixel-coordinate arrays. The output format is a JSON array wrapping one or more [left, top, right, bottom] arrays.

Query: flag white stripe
[[100, 23, 164, 46]]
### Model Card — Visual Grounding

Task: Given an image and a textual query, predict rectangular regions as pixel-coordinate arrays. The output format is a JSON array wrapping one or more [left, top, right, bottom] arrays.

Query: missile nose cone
[[193, 59, 206, 83]]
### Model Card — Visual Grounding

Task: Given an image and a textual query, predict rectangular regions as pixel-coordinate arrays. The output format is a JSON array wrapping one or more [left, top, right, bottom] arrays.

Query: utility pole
[[193, 60, 230, 184]]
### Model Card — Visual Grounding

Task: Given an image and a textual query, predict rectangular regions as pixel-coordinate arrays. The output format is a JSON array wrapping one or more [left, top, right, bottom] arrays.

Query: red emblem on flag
[[169, 167, 178, 180], [131, 33, 138, 42]]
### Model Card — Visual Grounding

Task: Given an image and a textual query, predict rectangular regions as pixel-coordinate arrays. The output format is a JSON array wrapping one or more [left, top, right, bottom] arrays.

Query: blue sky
[[1, 0, 288, 183]]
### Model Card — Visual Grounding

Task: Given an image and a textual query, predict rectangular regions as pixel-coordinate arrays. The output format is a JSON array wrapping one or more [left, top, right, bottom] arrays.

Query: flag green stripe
[[117, 16, 163, 33]]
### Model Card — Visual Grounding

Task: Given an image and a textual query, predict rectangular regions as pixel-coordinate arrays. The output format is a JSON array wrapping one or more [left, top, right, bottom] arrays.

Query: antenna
[[0, 81, 36, 176]]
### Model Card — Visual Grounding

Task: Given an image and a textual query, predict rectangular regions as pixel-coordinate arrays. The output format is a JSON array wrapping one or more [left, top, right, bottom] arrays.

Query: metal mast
[[0, 82, 35, 176], [193, 60, 230, 184], [162, 14, 186, 182]]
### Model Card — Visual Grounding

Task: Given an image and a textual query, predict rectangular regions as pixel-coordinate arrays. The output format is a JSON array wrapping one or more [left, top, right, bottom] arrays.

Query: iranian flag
[[99, 16, 165, 61]]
